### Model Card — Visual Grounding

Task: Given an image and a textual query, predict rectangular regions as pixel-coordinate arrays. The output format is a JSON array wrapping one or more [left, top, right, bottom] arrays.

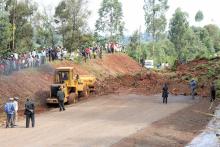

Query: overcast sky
[[34, 0, 220, 34]]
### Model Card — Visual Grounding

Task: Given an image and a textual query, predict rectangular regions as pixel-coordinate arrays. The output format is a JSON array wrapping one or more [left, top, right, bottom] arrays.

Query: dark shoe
[[63, 108, 66, 111]]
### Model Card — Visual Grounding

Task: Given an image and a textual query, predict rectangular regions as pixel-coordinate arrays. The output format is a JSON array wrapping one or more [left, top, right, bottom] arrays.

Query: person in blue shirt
[[4, 98, 15, 128], [189, 79, 197, 99]]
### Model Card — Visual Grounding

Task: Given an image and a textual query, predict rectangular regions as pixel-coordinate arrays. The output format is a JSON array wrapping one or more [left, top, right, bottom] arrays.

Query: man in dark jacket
[[57, 87, 65, 111], [210, 82, 216, 102], [24, 98, 35, 128], [162, 83, 169, 104]]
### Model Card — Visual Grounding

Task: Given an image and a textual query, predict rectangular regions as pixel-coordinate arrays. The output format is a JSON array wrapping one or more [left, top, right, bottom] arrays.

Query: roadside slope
[[0, 53, 141, 107]]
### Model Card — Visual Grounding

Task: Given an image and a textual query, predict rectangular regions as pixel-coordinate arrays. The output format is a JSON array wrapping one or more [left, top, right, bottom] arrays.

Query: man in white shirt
[[41, 49, 46, 64], [32, 50, 36, 57], [13, 97, 19, 126], [14, 52, 18, 60]]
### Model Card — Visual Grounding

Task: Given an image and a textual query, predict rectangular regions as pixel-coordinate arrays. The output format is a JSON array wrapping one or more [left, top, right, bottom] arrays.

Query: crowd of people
[[0, 49, 47, 76], [0, 46, 72, 76], [0, 42, 123, 76]]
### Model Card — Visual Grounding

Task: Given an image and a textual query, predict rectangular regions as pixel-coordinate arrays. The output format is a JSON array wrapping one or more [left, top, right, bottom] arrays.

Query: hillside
[[0, 54, 141, 108], [175, 57, 220, 97], [1, 55, 219, 110]]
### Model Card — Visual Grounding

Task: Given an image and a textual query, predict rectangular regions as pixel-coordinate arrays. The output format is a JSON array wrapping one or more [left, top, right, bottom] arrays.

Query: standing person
[[13, 97, 19, 126], [57, 87, 65, 111], [210, 82, 216, 102], [110, 42, 114, 53], [24, 98, 35, 128], [140, 58, 145, 68], [189, 79, 197, 99], [99, 46, 103, 59], [162, 83, 169, 104], [4, 98, 15, 128]]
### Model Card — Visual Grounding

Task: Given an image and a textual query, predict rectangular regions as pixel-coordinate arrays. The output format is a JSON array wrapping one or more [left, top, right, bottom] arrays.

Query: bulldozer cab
[[54, 67, 73, 84]]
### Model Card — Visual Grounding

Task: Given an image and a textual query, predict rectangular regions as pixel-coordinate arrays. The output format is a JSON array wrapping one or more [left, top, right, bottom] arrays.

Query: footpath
[[187, 104, 220, 147]]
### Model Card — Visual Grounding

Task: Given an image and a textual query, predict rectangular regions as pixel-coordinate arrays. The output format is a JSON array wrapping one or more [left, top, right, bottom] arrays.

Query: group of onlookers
[[80, 46, 103, 62], [0, 49, 47, 76], [0, 42, 124, 75], [4, 97, 35, 128], [0, 47, 68, 76]]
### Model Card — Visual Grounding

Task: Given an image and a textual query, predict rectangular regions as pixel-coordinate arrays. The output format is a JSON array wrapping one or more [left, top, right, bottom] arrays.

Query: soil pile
[[175, 57, 220, 97], [0, 53, 141, 109]]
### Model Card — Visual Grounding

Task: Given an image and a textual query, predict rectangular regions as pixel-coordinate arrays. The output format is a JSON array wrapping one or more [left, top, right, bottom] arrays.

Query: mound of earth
[[0, 53, 142, 109], [168, 57, 220, 97]]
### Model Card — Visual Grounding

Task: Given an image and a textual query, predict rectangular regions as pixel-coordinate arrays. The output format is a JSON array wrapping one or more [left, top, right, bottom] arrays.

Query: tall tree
[[54, 0, 90, 51], [33, 10, 58, 48], [204, 24, 220, 52], [195, 10, 204, 22], [143, 0, 169, 57], [95, 0, 124, 43], [191, 26, 213, 49], [54, 0, 68, 47], [0, 0, 11, 54], [168, 8, 189, 60], [127, 30, 141, 61], [8, 0, 37, 51], [0, 17, 12, 54]]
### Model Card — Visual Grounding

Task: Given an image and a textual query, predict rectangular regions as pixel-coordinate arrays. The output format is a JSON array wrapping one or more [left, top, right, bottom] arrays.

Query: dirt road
[[0, 93, 195, 147]]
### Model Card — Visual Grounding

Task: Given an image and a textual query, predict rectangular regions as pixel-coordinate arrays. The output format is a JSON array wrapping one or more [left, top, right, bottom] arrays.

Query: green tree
[[127, 30, 141, 61], [195, 10, 204, 22], [168, 8, 189, 60], [33, 10, 59, 49], [54, 0, 91, 51], [143, 0, 169, 58], [0, 17, 12, 54], [154, 39, 176, 64], [191, 26, 213, 49], [54, 0, 68, 47], [143, 0, 169, 42], [8, 0, 37, 51], [183, 27, 211, 60], [95, 0, 124, 43], [204, 24, 220, 52]]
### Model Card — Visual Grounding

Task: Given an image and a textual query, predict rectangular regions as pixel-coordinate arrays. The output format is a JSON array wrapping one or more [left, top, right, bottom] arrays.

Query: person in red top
[[85, 47, 91, 59], [110, 42, 115, 53]]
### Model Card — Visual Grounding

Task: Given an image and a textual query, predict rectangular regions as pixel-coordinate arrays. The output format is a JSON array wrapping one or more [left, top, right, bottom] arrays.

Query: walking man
[[4, 98, 15, 128], [189, 79, 197, 99], [162, 83, 169, 104], [210, 82, 216, 102], [13, 97, 19, 126], [24, 98, 35, 128], [57, 86, 65, 111]]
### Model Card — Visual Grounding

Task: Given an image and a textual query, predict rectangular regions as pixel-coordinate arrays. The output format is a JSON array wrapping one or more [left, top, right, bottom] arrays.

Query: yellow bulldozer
[[46, 67, 96, 104]]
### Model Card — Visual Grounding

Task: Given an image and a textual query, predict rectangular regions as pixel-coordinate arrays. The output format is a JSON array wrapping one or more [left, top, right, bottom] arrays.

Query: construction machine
[[46, 67, 96, 104]]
